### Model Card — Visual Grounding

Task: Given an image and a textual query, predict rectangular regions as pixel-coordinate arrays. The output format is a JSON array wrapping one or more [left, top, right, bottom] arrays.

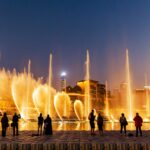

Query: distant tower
[[60, 72, 67, 92]]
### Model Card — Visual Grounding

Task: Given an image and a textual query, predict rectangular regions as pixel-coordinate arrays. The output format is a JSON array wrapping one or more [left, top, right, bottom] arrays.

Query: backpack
[[88, 113, 91, 120], [120, 117, 127, 124], [97, 116, 103, 125]]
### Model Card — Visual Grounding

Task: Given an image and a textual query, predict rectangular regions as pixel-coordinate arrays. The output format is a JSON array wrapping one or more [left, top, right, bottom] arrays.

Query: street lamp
[[60, 71, 67, 92], [61, 72, 67, 77]]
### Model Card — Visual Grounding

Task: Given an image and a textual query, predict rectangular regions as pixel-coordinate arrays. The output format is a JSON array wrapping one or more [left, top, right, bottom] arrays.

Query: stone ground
[[0, 130, 150, 150], [0, 130, 149, 143], [0, 130, 150, 149]]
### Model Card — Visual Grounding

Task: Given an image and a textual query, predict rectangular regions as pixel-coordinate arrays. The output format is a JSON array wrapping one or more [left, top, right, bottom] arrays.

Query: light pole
[[60, 71, 67, 92], [60, 71, 67, 118]]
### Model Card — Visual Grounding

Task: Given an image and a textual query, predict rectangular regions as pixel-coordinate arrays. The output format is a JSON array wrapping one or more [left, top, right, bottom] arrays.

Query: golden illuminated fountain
[[84, 50, 91, 120], [144, 74, 150, 121], [54, 92, 71, 121], [0, 69, 12, 102], [126, 49, 133, 121], [0, 52, 91, 122], [11, 60, 38, 120], [111, 49, 134, 121], [74, 100, 84, 120], [1, 49, 149, 129], [105, 81, 109, 117]]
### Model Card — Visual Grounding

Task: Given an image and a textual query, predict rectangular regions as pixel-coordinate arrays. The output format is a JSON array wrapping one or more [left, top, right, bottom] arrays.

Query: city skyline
[[0, 0, 150, 89]]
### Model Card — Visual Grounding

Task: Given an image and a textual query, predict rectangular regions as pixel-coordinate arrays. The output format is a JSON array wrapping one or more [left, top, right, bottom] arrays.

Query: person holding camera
[[12, 113, 19, 136]]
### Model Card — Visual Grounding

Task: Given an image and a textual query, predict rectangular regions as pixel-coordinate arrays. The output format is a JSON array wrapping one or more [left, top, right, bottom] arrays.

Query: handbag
[[11, 123, 14, 127], [6, 123, 9, 127], [125, 120, 128, 125]]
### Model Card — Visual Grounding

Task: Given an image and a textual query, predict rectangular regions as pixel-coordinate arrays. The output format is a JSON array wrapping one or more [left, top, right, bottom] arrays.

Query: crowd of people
[[88, 110, 143, 137], [0, 111, 143, 137]]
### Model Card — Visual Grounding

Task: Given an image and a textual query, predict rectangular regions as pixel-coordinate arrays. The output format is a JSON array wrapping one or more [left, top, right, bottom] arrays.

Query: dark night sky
[[0, 0, 150, 90]]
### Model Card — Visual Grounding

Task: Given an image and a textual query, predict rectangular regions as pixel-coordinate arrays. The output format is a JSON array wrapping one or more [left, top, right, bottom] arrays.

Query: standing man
[[120, 113, 128, 135], [1, 112, 9, 137], [38, 113, 44, 135], [88, 109, 95, 135], [133, 113, 143, 137], [12, 113, 19, 136]]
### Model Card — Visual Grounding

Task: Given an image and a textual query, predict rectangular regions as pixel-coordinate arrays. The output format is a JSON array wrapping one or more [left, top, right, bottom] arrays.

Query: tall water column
[[105, 81, 109, 116], [126, 49, 133, 121], [47, 54, 52, 116], [25, 60, 31, 120], [84, 50, 91, 120]]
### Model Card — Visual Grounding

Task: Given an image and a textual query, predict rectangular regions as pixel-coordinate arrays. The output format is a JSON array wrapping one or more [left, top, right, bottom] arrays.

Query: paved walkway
[[0, 131, 150, 149]]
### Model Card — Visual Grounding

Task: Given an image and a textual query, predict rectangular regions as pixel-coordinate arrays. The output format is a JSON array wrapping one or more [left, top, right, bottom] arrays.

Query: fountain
[[48, 54, 53, 117], [105, 81, 109, 117], [11, 62, 38, 120], [32, 84, 56, 117], [1, 49, 150, 130], [126, 49, 133, 121], [54, 92, 71, 121], [84, 50, 91, 120], [0, 69, 12, 102], [32, 53, 56, 118], [145, 74, 150, 118], [74, 100, 84, 120], [25, 60, 31, 119], [0, 53, 85, 121], [0, 51, 93, 122]]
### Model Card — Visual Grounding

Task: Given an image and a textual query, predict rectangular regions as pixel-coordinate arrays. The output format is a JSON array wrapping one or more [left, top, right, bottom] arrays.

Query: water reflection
[[9, 120, 150, 131]]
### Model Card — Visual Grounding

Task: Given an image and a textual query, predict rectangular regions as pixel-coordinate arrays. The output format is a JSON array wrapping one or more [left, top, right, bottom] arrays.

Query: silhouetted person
[[38, 113, 44, 135], [44, 115, 52, 135], [133, 113, 143, 137], [1, 112, 9, 137], [97, 113, 103, 135], [12, 113, 19, 136], [120, 113, 128, 135], [88, 110, 95, 135]]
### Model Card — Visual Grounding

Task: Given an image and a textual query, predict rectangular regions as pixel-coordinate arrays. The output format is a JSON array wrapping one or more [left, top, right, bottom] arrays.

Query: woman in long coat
[[44, 115, 53, 135]]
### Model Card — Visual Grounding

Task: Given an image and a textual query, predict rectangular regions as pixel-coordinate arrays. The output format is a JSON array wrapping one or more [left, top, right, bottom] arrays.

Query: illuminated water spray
[[48, 54, 52, 116], [126, 49, 133, 121], [145, 74, 150, 117], [25, 60, 31, 119], [105, 81, 109, 116], [84, 50, 91, 120], [54, 92, 71, 120], [74, 100, 84, 120]]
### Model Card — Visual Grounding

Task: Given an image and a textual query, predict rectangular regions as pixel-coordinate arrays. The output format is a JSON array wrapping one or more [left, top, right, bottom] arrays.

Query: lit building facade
[[66, 80, 106, 114]]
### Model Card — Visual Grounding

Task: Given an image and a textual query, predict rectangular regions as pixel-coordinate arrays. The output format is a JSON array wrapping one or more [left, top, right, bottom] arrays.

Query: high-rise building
[[77, 80, 105, 112]]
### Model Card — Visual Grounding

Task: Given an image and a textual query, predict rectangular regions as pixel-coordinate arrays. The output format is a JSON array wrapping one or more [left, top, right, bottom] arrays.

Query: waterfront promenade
[[0, 130, 150, 150]]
